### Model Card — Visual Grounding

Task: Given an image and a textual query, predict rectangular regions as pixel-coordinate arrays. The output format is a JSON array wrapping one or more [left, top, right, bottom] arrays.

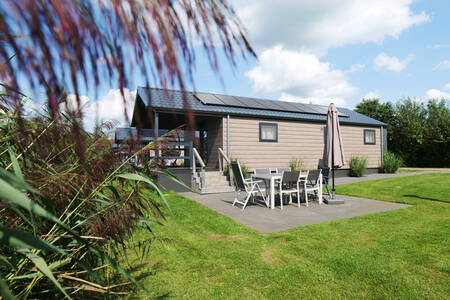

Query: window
[[259, 122, 278, 142], [364, 129, 376, 145]]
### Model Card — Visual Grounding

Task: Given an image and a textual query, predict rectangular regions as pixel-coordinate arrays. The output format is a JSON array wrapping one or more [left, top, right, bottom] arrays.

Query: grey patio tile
[[179, 192, 410, 234]]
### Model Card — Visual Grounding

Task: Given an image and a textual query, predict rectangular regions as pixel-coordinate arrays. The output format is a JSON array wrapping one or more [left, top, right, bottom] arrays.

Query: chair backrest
[[254, 168, 271, 175], [281, 171, 301, 186], [307, 169, 322, 185], [300, 169, 309, 178], [231, 161, 246, 190], [318, 166, 330, 183], [276, 167, 291, 174], [298, 170, 309, 185], [318, 166, 330, 178]]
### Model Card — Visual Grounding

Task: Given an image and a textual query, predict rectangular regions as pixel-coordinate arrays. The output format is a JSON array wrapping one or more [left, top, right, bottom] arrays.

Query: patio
[[180, 192, 410, 233]]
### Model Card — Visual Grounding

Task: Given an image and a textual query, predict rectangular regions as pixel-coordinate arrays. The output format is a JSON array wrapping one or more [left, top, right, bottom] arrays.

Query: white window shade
[[364, 130, 376, 145], [259, 123, 278, 142]]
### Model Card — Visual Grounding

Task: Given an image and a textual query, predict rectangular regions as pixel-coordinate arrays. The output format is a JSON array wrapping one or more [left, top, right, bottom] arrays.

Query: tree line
[[354, 98, 450, 167]]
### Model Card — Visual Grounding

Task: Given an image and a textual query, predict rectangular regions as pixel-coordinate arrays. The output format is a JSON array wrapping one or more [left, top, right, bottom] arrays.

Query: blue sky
[[183, 0, 450, 107], [38, 0, 449, 129]]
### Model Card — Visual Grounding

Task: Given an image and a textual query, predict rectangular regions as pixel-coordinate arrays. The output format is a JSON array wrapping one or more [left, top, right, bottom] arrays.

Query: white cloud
[[235, 0, 429, 54], [22, 99, 45, 116], [64, 89, 136, 131], [363, 91, 380, 99], [373, 53, 414, 72], [444, 83, 450, 90], [431, 44, 450, 49], [347, 64, 365, 73], [425, 88, 450, 100], [245, 46, 357, 106], [433, 60, 450, 70], [279, 92, 346, 107]]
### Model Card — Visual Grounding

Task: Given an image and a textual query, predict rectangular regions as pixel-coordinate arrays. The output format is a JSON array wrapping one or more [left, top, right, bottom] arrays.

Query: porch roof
[[132, 87, 386, 127]]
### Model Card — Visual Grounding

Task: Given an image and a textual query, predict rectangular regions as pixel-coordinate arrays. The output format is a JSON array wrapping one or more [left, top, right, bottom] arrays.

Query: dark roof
[[134, 87, 386, 127]]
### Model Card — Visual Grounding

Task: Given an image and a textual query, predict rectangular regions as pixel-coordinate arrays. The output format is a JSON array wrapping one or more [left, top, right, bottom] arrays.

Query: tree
[[419, 99, 450, 166], [354, 97, 450, 167], [391, 98, 427, 165], [355, 98, 395, 124]]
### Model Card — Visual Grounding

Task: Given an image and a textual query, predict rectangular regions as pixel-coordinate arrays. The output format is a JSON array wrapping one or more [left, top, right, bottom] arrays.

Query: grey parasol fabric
[[323, 103, 345, 168], [322, 103, 345, 204]]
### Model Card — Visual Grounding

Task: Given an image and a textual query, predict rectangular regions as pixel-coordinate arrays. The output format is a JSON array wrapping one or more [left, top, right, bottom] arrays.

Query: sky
[[29, 0, 450, 129]]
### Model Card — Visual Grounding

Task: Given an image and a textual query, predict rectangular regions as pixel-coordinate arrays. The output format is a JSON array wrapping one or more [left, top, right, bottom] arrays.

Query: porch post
[[227, 114, 233, 186], [154, 111, 159, 158], [227, 114, 230, 158]]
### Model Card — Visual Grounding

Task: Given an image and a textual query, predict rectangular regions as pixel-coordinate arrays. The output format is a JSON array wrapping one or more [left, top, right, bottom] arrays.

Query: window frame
[[259, 122, 278, 143], [363, 129, 376, 145]]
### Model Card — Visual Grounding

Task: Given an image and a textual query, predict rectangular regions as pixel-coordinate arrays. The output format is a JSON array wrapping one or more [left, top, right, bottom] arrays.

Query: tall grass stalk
[[0, 103, 182, 298]]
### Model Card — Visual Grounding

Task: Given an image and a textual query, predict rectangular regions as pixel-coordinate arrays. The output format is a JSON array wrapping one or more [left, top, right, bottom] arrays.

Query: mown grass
[[127, 173, 450, 299], [398, 168, 450, 173], [397, 169, 425, 172]]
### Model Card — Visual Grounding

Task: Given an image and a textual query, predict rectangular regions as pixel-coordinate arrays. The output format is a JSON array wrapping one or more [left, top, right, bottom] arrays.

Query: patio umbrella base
[[324, 197, 345, 205]]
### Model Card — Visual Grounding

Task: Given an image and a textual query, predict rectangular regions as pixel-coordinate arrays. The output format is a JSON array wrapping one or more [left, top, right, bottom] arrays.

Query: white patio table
[[252, 173, 321, 209]]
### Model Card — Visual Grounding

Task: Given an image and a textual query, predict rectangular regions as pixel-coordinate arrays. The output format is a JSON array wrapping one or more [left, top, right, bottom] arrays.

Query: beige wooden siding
[[206, 118, 223, 168], [223, 116, 381, 171], [341, 127, 381, 169]]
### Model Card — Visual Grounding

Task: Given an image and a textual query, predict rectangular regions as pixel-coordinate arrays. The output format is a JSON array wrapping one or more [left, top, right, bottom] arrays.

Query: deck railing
[[115, 139, 193, 167], [218, 147, 232, 186], [192, 147, 206, 190]]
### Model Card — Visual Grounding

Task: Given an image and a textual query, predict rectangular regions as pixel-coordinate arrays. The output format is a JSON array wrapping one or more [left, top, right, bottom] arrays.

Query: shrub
[[349, 155, 368, 177], [381, 151, 403, 173], [289, 158, 306, 171]]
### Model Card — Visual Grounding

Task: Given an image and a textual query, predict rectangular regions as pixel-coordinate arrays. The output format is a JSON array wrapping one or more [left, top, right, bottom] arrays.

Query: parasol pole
[[332, 122, 335, 199], [324, 103, 344, 205]]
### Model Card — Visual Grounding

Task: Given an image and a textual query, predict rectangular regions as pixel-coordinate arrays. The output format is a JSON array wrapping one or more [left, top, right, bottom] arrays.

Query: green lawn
[[398, 168, 450, 173], [397, 168, 424, 172], [128, 173, 450, 299]]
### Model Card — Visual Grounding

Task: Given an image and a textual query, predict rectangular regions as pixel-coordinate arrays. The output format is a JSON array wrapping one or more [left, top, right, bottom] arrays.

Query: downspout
[[380, 125, 384, 167], [227, 114, 230, 158]]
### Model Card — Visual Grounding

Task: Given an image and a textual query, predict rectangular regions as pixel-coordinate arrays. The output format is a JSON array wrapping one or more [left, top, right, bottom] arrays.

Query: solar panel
[[275, 101, 301, 112], [287, 102, 318, 114], [237, 97, 271, 110], [312, 105, 347, 117], [337, 110, 346, 117], [194, 92, 348, 117], [313, 106, 330, 114], [307, 105, 326, 114], [253, 98, 286, 111], [194, 93, 225, 105], [215, 95, 249, 108]]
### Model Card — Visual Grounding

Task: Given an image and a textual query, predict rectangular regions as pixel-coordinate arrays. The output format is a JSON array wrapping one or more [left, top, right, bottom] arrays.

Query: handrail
[[192, 147, 205, 191], [218, 147, 230, 171], [218, 147, 233, 186], [192, 147, 205, 168]]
